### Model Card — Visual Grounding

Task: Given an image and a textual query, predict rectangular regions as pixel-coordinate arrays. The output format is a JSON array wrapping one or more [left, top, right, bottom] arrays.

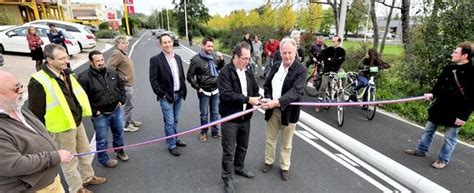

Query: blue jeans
[[355, 75, 368, 90], [198, 92, 220, 135], [416, 121, 459, 164], [159, 93, 183, 149], [91, 106, 125, 165]]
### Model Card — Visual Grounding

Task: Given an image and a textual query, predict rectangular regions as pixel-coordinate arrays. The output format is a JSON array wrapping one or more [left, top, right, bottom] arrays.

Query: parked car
[[152, 29, 167, 37], [24, 19, 96, 50], [0, 25, 81, 56]]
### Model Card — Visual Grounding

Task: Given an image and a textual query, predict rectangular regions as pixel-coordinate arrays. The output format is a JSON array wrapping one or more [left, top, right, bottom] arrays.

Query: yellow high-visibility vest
[[31, 70, 92, 133]]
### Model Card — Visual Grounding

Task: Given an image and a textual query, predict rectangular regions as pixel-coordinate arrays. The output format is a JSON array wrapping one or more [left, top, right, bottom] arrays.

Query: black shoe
[[261, 163, 273, 173], [176, 140, 187, 147], [223, 179, 235, 193], [348, 94, 357, 102], [259, 75, 266, 79], [116, 151, 130, 162], [281, 169, 289, 181], [235, 168, 255, 178], [404, 149, 426, 157], [168, 148, 181, 156]]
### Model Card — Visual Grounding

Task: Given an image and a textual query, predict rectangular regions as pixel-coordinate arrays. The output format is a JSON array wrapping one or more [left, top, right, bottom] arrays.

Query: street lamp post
[[184, 0, 188, 41]]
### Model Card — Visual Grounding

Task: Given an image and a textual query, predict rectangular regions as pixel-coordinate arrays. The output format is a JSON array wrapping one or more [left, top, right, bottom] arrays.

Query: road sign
[[125, 0, 134, 4], [127, 5, 134, 15]]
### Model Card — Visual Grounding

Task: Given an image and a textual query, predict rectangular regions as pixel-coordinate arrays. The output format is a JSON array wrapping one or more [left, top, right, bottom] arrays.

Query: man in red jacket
[[263, 38, 280, 78]]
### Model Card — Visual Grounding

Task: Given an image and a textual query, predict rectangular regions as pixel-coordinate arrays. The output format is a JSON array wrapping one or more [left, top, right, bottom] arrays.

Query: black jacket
[[218, 61, 260, 123], [428, 62, 474, 127], [28, 65, 82, 126], [77, 67, 126, 116], [264, 60, 307, 125], [321, 46, 346, 73], [187, 53, 225, 92], [149, 52, 187, 102]]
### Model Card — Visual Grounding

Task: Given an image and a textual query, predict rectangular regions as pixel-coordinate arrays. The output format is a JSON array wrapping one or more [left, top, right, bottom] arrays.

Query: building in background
[[0, 0, 65, 24], [67, 2, 107, 26]]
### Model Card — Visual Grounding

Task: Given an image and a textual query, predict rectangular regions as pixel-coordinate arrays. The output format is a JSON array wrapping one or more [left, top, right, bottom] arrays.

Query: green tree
[[345, 0, 367, 34], [173, 0, 211, 36], [260, 4, 277, 28], [319, 8, 334, 34], [297, 3, 323, 33], [276, 2, 297, 32]]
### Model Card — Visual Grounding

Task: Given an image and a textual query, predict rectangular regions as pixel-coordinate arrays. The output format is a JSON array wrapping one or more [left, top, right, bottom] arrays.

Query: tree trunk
[[331, 0, 339, 35], [401, 0, 412, 61], [379, 0, 396, 56], [370, 0, 378, 49]]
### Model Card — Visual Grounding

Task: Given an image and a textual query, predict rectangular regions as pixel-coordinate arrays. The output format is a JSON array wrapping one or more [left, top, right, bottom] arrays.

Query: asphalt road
[[72, 31, 472, 193]]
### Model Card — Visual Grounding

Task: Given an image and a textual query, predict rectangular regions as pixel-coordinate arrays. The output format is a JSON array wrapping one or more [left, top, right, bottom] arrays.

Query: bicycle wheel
[[323, 89, 331, 110], [366, 87, 376, 120], [336, 91, 344, 126], [305, 77, 318, 97]]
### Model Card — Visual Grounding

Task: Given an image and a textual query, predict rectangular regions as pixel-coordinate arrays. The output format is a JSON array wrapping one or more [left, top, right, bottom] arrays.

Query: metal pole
[[161, 9, 164, 29], [184, 0, 189, 40], [166, 9, 170, 30], [338, 0, 348, 46], [123, 0, 130, 35], [363, 0, 371, 42]]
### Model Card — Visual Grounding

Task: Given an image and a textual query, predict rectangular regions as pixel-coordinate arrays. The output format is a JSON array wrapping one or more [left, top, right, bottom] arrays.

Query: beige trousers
[[264, 109, 296, 170], [53, 123, 95, 193], [35, 175, 65, 193]]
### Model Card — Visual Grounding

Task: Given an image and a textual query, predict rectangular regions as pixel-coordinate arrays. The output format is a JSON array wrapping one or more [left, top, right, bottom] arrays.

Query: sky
[[71, 0, 420, 17]]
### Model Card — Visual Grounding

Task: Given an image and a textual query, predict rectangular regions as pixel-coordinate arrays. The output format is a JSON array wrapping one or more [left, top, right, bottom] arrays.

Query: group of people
[[0, 27, 472, 193], [27, 23, 70, 71]]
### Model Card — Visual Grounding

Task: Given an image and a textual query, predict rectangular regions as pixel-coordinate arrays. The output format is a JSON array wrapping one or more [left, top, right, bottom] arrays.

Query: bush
[[95, 30, 118, 38], [0, 12, 15, 25], [99, 22, 109, 30]]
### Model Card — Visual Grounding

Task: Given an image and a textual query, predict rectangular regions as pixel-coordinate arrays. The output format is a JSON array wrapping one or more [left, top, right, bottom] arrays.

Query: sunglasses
[[12, 83, 23, 93]]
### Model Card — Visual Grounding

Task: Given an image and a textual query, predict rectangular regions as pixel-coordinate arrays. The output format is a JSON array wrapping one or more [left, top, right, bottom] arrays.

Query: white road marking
[[297, 130, 318, 139], [335, 153, 359, 167]]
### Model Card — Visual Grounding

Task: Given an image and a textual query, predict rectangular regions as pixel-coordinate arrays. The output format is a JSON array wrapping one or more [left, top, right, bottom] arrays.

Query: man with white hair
[[0, 71, 73, 192], [261, 37, 307, 181]]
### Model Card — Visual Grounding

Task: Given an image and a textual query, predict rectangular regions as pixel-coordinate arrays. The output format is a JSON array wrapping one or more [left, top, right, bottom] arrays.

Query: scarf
[[199, 50, 218, 77]]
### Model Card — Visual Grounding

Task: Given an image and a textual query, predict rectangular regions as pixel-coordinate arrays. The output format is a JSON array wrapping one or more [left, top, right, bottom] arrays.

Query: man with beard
[[187, 37, 225, 142], [0, 71, 73, 192], [78, 50, 130, 168]]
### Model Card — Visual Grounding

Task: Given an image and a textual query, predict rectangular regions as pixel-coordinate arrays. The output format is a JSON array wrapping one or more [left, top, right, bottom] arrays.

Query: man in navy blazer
[[149, 33, 188, 156]]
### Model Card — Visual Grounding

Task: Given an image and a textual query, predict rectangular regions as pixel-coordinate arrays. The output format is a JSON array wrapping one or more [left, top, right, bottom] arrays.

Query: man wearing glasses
[[405, 42, 473, 169], [28, 44, 106, 193], [0, 71, 74, 192], [218, 42, 261, 193]]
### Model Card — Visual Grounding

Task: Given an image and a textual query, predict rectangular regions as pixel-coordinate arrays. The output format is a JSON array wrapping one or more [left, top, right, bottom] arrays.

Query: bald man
[[0, 71, 73, 192]]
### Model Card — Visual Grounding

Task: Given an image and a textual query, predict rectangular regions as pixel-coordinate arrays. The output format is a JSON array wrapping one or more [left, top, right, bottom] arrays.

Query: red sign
[[127, 6, 134, 15], [125, 0, 133, 4], [107, 12, 116, 20]]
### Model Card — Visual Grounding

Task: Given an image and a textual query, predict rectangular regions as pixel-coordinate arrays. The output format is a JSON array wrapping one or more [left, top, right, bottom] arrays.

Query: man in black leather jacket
[[78, 50, 130, 168], [187, 37, 225, 141]]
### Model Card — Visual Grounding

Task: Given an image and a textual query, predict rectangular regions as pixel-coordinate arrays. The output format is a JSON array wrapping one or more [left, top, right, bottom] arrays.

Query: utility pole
[[161, 10, 164, 29], [338, 0, 348, 45], [184, 0, 189, 41], [363, 0, 371, 42], [166, 9, 170, 31], [123, 0, 130, 35]]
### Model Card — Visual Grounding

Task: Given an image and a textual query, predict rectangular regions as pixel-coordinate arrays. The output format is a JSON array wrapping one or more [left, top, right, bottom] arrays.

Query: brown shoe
[[281, 170, 289, 181], [200, 134, 208, 142], [431, 160, 447, 169], [261, 163, 273, 173], [83, 176, 107, 186], [103, 159, 118, 168], [77, 187, 93, 193], [404, 149, 426, 157]]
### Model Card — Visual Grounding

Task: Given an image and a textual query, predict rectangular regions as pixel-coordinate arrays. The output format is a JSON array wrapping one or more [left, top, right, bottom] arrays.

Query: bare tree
[[401, 0, 412, 61], [379, 0, 397, 55], [370, 0, 379, 49]]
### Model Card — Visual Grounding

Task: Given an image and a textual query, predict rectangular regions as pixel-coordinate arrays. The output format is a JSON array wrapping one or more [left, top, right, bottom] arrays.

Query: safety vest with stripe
[[31, 70, 92, 133]]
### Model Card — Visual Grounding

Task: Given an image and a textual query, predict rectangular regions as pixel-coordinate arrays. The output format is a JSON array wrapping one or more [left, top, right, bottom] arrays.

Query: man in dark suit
[[218, 42, 261, 193], [260, 37, 307, 181], [149, 33, 187, 156]]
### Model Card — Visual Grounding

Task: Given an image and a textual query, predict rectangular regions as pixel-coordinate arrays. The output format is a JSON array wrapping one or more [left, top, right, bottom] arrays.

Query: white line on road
[[129, 31, 147, 57], [335, 153, 359, 167], [297, 130, 318, 140]]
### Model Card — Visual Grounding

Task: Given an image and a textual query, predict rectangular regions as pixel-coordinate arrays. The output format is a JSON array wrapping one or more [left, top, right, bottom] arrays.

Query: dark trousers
[[221, 120, 250, 180]]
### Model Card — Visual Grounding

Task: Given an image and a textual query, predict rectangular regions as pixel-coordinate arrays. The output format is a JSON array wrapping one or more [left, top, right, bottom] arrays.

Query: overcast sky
[[72, 0, 421, 17]]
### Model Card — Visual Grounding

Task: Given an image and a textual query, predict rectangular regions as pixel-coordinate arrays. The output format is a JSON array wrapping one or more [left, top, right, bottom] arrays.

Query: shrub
[[95, 30, 118, 38], [99, 22, 109, 30]]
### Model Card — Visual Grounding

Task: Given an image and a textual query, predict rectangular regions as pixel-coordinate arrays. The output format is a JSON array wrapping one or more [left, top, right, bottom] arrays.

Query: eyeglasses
[[239, 56, 251, 61], [12, 83, 23, 93]]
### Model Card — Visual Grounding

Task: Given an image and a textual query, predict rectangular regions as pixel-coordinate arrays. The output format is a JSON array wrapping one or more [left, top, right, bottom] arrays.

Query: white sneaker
[[124, 125, 139, 132]]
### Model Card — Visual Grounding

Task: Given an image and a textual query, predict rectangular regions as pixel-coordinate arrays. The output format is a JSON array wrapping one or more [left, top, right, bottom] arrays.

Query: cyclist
[[350, 48, 390, 102], [315, 36, 346, 112]]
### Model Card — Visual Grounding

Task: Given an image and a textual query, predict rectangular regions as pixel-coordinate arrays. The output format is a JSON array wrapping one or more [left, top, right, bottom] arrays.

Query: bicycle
[[321, 70, 347, 126], [304, 61, 323, 97], [343, 66, 379, 120]]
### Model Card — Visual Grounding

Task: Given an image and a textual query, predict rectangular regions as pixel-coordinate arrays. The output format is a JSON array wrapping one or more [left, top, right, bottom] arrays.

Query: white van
[[24, 19, 96, 50]]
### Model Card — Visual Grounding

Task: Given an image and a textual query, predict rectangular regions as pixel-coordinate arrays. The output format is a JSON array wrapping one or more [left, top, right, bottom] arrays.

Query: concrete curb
[[298, 112, 449, 192]]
